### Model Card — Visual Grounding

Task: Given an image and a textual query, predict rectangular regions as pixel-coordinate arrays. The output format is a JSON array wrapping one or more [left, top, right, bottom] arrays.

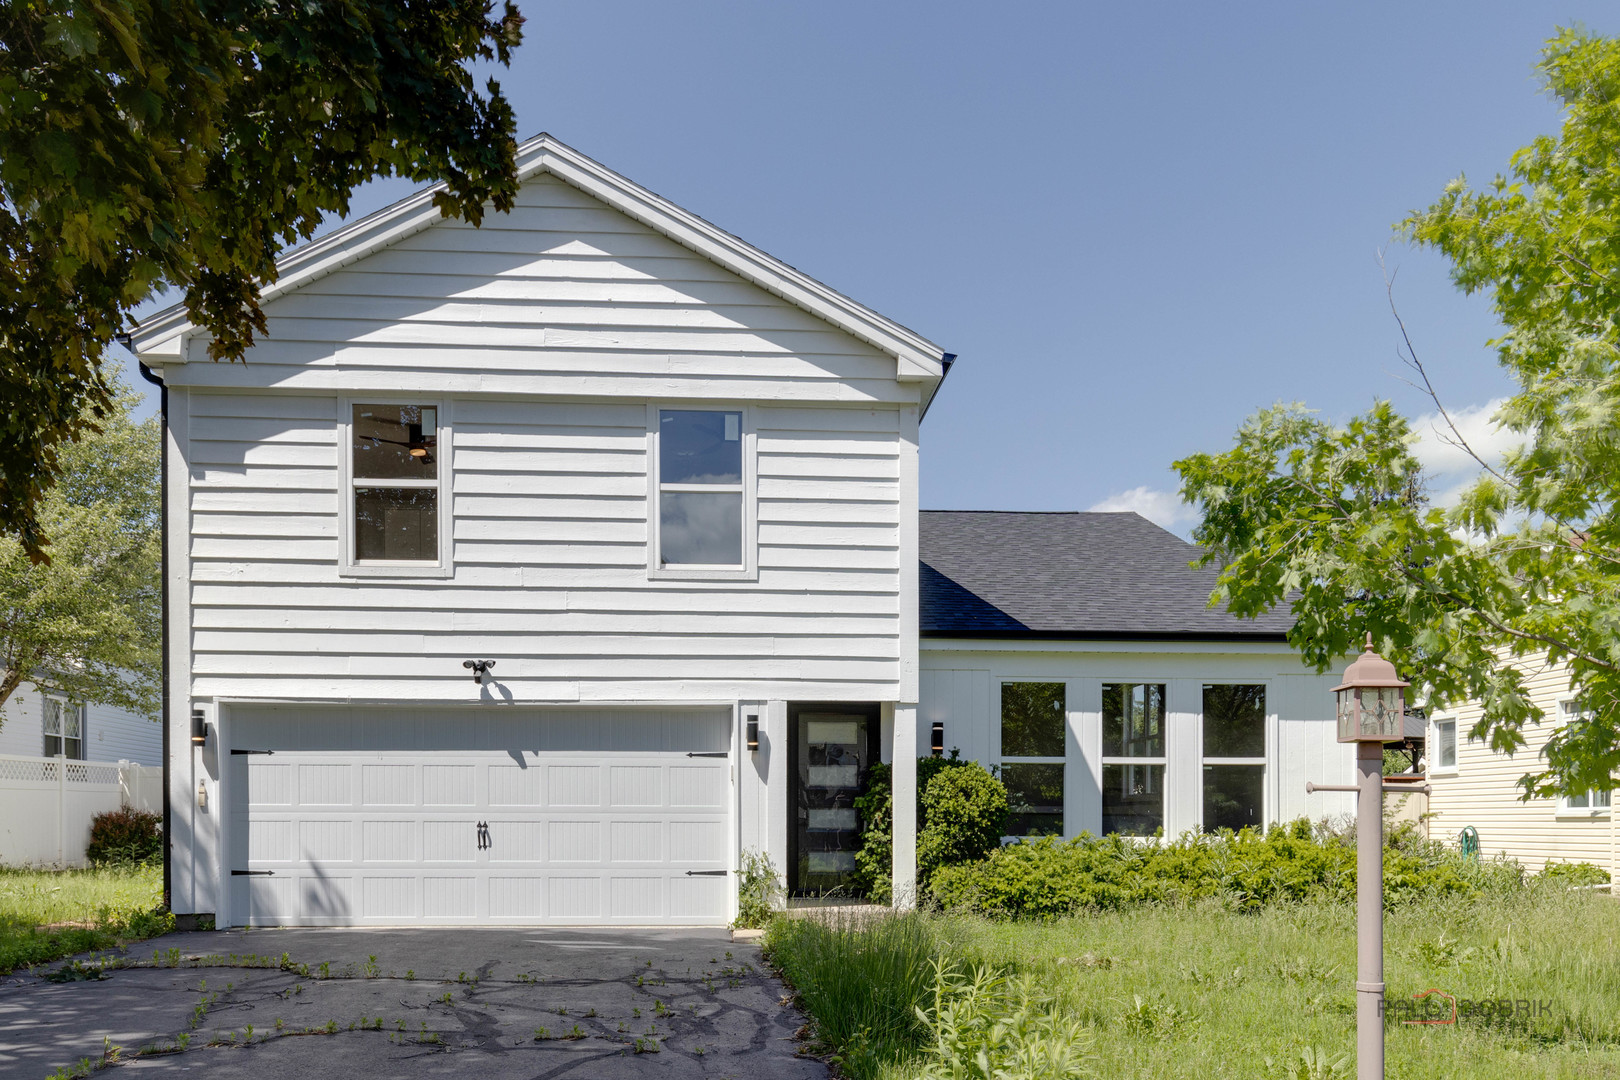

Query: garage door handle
[[230, 749, 274, 755], [685, 870, 727, 876], [232, 870, 274, 876], [686, 752, 727, 758]]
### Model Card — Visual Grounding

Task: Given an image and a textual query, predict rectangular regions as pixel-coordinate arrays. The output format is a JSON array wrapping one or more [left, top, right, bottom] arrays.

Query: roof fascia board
[[129, 134, 948, 387], [921, 630, 1292, 644], [921, 636, 1300, 655]]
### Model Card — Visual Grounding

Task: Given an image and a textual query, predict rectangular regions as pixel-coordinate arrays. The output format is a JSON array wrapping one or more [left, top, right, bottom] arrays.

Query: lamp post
[[1306, 634, 1418, 1080]]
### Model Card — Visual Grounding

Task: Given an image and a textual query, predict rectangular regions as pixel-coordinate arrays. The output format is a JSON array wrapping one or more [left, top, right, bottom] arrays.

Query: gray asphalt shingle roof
[[919, 511, 1294, 640]]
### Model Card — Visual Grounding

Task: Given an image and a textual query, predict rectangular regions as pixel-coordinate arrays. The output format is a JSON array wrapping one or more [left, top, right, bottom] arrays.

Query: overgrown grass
[[0, 864, 168, 974], [767, 884, 1620, 1079]]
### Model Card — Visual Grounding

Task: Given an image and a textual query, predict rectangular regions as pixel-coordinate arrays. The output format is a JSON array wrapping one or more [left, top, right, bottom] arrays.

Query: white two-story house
[[130, 135, 946, 927]]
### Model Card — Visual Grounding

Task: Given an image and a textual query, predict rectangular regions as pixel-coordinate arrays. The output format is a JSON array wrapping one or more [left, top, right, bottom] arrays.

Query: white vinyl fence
[[0, 753, 162, 867]]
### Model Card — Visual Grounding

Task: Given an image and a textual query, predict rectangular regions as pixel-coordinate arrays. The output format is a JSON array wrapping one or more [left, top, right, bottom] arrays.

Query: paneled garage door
[[224, 706, 732, 926]]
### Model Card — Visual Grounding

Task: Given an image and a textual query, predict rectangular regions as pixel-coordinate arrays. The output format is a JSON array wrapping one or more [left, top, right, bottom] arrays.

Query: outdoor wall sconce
[[931, 721, 944, 757], [462, 659, 496, 684], [191, 708, 207, 747], [746, 713, 759, 752]]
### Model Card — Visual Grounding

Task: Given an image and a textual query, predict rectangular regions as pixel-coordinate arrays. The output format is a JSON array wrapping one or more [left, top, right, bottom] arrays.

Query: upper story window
[[1102, 682, 1166, 836], [1000, 682, 1065, 837], [346, 403, 447, 573], [44, 697, 84, 759], [1557, 701, 1610, 814], [652, 409, 752, 577]]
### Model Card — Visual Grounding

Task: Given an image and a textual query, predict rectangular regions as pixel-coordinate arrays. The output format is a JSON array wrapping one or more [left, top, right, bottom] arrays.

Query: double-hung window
[[347, 403, 446, 571], [43, 697, 84, 759], [1431, 716, 1458, 772], [1557, 701, 1611, 814], [1202, 684, 1266, 832], [1102, 683, 1166, 836], [999, 682, 1065, 836], [653, 409, 750, 575]]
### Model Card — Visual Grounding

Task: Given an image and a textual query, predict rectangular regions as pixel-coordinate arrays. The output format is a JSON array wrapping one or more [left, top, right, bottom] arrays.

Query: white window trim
[[646, 403, 757, 582], [994, 678, 1069, 839], [1429, 714, 1459, 778], [1197, 682, 1269, 832], [1553, 697, 1611, 820], [338, 397, 454, 578], [43, 695, 85, 760], [1099, 680, 1171, 837]]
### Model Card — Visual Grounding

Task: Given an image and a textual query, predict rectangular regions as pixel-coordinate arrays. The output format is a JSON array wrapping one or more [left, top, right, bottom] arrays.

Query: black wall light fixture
[[930, 720, 944, 757], [463, 659, 496, 683], [746, 713, 760, 752], [191, 708, 207, 747]]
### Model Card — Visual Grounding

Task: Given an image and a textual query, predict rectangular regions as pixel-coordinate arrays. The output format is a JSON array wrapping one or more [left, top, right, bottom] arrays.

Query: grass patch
[[0, 864, 168, 974], [766, 884, 1620, 1079]]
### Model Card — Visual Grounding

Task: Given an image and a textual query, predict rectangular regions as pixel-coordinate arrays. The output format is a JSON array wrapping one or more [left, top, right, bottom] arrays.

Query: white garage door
[[224, 706, 732, 926]]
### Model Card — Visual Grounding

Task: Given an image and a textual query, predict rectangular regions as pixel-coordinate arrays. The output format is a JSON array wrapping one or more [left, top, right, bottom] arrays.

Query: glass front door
[[790, 706, 878, 895]]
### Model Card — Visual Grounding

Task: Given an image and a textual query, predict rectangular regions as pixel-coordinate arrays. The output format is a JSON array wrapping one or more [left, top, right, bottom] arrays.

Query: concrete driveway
[[0, 927, 829, 1078]]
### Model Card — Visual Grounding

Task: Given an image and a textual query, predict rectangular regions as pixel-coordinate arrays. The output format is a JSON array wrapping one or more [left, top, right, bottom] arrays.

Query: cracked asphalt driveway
[[0, 927, 830, 1078]]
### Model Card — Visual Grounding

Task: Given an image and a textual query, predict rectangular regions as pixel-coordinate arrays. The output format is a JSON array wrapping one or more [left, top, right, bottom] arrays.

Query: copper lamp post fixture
[[1305, 634, 1426, 1080]]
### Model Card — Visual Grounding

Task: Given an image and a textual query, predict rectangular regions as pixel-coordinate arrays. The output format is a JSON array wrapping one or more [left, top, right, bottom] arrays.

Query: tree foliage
[[1, 0, 524, 557], [1175, 28, 1620, 800], [1, 375, 159, 722]]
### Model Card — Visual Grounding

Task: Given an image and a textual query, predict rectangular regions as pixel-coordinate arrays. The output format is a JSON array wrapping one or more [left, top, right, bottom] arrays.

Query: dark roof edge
[[921, 629, 1292, 644]]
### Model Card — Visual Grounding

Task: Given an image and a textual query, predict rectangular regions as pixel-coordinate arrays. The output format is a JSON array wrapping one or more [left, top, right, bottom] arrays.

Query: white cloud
[[1086, 486, 1197, 534], [1409, 397, 1520, 506]]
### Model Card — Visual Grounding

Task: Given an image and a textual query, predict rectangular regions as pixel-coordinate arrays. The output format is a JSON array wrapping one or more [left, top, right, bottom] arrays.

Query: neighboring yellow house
[[1426, 654, 1616, 881]]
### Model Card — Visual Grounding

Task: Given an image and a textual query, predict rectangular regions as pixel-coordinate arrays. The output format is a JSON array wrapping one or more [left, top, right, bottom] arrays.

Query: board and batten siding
[[165, 173, 914, 705], [916, 647, 1355, 837], [1427, 656, 1616, 873]]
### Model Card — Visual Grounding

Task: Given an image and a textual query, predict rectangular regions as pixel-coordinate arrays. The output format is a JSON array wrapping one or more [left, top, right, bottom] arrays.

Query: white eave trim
[[127, 133, 949, 386]]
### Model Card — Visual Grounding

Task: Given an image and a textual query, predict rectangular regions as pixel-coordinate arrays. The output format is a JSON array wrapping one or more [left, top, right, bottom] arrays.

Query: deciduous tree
[[1, 0, 524, 558], [1176, 28, 1620, 800]]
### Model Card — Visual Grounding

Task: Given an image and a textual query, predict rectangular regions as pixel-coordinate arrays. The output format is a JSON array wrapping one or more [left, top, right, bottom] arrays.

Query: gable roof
[[129, 133, 949, 398], [920, 511, 1293, 641]]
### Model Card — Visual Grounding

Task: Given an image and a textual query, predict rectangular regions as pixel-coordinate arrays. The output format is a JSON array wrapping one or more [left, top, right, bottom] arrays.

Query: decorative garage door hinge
[[686, 751, 727, 758], [229, 749, 275, 755], [231, 870, 274, 876], [684, 870, 727, 876]]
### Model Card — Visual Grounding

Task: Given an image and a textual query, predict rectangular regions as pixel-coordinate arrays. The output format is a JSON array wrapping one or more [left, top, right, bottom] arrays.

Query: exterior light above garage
[[930, 720, 944, 757], [1331, 634, 1409, 743]]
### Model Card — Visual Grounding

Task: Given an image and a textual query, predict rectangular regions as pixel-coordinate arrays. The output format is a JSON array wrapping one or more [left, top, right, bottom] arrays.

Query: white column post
[[767, 699, 789, 899], [890, 701, 918, 909]]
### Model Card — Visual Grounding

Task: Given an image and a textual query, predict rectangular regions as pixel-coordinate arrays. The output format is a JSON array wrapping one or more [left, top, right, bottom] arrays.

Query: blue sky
[[124, 3, 1619, 531]]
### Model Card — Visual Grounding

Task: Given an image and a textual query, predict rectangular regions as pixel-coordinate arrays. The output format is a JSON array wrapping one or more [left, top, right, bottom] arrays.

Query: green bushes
[[929, 820, 1522, 918], [734, 850, 783, 928], [853, 753, 1009, 903], [86, 808, 162, 867]]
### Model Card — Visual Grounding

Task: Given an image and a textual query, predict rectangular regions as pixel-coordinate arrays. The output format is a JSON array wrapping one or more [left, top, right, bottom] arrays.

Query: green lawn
[[0, 864, 167, 974], [767, 885, 1620, 1080]]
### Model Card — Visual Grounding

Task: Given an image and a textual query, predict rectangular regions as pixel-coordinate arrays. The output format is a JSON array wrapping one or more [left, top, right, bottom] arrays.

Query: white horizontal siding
[[185, 391, 903, 703], [1428, 656, 1615, 870], [0, 684, 160, 765]]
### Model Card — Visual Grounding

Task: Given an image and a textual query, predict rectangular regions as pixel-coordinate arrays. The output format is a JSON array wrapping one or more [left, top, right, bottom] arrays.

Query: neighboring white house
[[1427, 654, 1617, 880], [0, 681, 160, 766], [128, 136, 1353, 927], [911, 512, 1355, 853]]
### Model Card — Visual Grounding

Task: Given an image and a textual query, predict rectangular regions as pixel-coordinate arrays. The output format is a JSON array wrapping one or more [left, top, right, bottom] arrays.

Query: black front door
[[788, 703, 879, 896]]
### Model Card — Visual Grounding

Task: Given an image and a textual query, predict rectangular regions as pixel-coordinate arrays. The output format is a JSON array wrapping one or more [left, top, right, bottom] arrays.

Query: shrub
[[852, 752, 993, 903], [917, 762, 1007, 892], [1537, 860, 1610, 887], [86, 808, 162, 867], [929, 820, 1522, 919], [735, 849, 784, 928]]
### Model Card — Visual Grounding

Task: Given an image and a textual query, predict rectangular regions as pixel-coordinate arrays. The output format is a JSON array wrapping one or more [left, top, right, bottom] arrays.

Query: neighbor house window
[[1558, 701, 1611, 813], [656, 409, 745, 569], [1202, 684, 1266, 833], [351, 404, 440, 563], [1000, 682, 1065, 836], [43, 698, 84, 760], [1102, 683, 1166, 836], [1432, 717, 1457, 771]]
